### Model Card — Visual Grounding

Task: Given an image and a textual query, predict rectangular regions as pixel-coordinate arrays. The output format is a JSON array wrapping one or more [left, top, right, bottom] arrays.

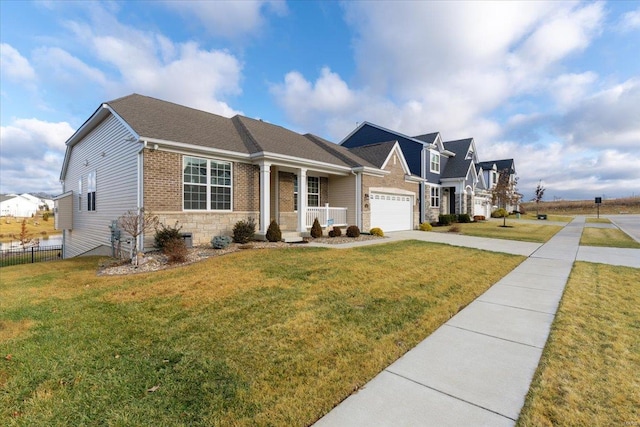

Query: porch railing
[[306, 204, 348, 228]]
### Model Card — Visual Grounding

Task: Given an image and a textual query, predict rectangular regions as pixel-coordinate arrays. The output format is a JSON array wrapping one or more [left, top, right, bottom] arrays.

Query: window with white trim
[[293, 175, 320, 209], [430, 186, 440, 208], [183, 156, 232, 211], [307, 176, 319, 207], [430, 152, 440, 173], [87, 171, 96, 211]]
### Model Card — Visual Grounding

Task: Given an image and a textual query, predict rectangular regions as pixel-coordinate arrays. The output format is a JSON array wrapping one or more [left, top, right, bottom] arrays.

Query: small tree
[[310, 218, 323, 238], [491, 168, 519, 227], [117, 208, 160, 264], [265, 220, 282, 242], [17, 219, 33, 248], [533, 181, 546, 216]]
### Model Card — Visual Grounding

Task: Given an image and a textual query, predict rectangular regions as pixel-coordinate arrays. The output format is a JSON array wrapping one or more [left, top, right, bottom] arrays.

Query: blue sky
[[1, 0, 639, 201]]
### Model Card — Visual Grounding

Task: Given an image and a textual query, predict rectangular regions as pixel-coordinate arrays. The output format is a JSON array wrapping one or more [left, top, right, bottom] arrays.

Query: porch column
[[297, 168, 307, 232], [259, 162, 271, 233]]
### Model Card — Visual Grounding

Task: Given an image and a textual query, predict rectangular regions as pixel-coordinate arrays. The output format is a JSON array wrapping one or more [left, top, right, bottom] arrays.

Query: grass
[[0, 217, 58, 243], [0, 241, 524, 426], [520, 196, 640, 215], [517, 213, 573, 223], [517, 262, 640, 426], [580, 227, 640, 249], [432, 220, 563, 243], [585, 217, 611, 224]]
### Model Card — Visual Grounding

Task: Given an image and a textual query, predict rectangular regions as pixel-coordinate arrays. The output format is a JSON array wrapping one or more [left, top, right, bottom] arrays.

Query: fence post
[[31, 247, 35, 263]]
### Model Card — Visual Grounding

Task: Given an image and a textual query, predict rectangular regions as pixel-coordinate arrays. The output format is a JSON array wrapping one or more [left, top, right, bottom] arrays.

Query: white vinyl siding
[[62, 114, 139, 258]]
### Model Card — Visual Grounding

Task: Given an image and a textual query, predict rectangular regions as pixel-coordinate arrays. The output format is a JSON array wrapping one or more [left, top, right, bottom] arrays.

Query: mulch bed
[[98, 235, 384, 276]]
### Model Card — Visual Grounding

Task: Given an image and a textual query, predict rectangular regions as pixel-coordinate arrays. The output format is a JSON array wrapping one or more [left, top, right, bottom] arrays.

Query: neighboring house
[[341, 122, 517, 221], [477, 159, 520, 212], [0, 193, 52, 217], [55, 94, 421, 258]]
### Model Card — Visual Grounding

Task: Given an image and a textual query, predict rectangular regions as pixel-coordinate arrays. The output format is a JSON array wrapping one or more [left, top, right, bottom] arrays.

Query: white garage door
[[370, 193, 413, 232]]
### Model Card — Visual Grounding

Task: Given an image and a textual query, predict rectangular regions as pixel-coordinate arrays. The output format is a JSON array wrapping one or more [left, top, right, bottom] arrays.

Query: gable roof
[[441, 138, 474, 179], [348, 140, 398, 169], [477, 158, 516, 174], [413, 132, 440, 144], [62, 94, 389, 179]]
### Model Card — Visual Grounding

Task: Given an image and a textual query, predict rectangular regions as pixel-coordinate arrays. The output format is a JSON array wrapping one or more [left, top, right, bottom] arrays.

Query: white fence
[[306, 204, 347, 228]]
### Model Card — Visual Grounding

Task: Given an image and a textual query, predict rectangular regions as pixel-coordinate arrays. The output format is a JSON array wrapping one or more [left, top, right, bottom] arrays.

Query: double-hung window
[[307, 176, 319, 207], [183, 156, 232, 211], [430, 186, 440, 208], [430, 152, 440, 173], [293, 175, 320, 210], [87, 171, 96, 211]]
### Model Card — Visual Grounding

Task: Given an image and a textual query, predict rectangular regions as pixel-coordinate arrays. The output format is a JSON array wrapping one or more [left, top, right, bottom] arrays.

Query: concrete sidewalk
[[314, 217, 586, 426]]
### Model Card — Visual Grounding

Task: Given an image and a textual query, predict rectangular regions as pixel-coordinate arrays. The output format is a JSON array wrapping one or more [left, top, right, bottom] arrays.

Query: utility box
[[181, 233, 193, 248]]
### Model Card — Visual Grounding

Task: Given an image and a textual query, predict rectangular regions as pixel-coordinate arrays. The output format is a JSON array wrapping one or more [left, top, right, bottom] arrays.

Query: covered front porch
[[255, 162, 355, 240]]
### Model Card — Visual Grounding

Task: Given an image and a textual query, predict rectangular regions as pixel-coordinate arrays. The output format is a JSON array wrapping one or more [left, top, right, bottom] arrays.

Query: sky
[[1, 0, 639, 201]]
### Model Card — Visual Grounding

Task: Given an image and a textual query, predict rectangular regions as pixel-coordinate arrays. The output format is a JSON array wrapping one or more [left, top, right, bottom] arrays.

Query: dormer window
[[430, 152, 440, 173]]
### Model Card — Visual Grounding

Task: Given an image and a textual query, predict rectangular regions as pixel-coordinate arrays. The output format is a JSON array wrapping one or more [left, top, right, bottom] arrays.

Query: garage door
[[370, 193, 413, 232]]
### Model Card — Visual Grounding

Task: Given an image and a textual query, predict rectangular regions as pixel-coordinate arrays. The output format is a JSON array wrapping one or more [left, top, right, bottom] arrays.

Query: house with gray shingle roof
[[341, 122, 518, 221], [56, 94, 422, 258]]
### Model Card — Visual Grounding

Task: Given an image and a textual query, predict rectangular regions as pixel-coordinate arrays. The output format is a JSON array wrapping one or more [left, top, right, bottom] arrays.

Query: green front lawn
[[1, 241, 523, 426], [432, 221, 563, 243]]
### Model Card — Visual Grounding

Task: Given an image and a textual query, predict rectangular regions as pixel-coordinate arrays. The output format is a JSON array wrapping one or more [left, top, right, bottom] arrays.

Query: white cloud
[[163, 0, 287, 39], [273, 2, 605, 144], [33, 47, 108, 86], [55, 3, 244, 117], [555, 78, 640, 150], [0, 118, 74, 194], [548, 72, 598, 109], [0, 43, 37, 87], [619, 8, 640, 31]]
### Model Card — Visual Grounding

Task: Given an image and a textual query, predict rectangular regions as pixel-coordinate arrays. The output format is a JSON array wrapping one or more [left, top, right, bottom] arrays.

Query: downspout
[[137, 139, 146, 252]]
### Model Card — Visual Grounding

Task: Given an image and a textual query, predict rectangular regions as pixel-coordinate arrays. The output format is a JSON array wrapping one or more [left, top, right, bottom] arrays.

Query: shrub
[[328, 226, 342, 238], [266, 220, 282, 242], [346, 225, 360, 238], [473, 215, 486, 221], [155, 221, 183, 250], [518, 206, 526, 215], [457, 213, 471, 223], [42, 212, 50, 221], [438, 214, 456, 226], [163, 238, 187, 263], [233, 218, 256, 244], [419, 222, 432, 231], [370, 227, 384, 237], [310, 218, 323, 238], [491, 208, 508, 218], [211, 235, 232, 249], [449, 224, 461, 233]]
